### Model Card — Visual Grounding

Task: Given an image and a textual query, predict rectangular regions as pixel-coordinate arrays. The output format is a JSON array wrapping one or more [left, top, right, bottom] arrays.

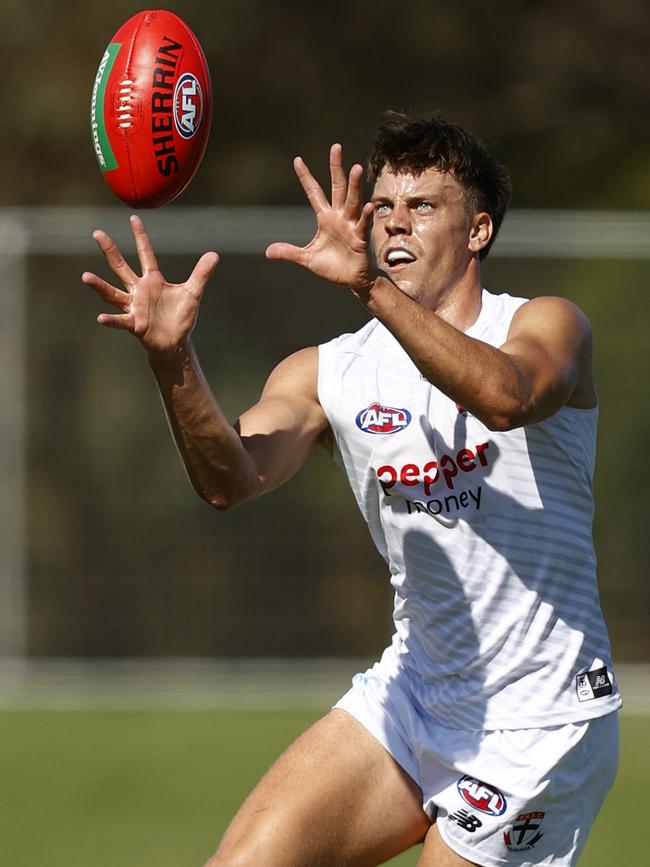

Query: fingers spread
[[130, 214, 160, 274], [186, 252, 219, 299], [265, 242, 305, 265], [344, 163, 364, 219], [82, 271, 130, 310], [294, 157, 329, 213], [329, 143, 347, 210], [92, 229, 138, 287], [356, 201, 375, 236], [96, 311, 135, 332]]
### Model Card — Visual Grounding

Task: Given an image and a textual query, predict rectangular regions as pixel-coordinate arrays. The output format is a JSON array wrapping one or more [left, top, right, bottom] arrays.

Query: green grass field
[[0, 710, 643, 866]]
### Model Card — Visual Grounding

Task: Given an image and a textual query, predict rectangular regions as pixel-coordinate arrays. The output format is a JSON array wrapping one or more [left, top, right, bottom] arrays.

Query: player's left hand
[[82, 215, 219, 360], [266, 144, 376, 299]]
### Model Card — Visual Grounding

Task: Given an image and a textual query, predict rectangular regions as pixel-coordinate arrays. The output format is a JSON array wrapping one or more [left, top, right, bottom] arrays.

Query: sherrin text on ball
[[90, 9, 212, 207]]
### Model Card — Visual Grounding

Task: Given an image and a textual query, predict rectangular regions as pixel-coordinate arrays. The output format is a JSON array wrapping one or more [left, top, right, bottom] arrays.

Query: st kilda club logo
[[456, 775, 507, 816], [503, 811, 545, 851], [355, 402, 411, 435]]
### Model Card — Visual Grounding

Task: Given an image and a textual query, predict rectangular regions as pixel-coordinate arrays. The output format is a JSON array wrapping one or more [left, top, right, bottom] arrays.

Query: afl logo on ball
[[457, 776, 507, 816], [355, 403, 411, 435], [174, 73, 203, 138]]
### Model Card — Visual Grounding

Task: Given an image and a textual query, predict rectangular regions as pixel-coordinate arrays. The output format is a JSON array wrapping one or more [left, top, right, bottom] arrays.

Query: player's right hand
[[82, 215, 219, 359], [266, 144, 376, 301]]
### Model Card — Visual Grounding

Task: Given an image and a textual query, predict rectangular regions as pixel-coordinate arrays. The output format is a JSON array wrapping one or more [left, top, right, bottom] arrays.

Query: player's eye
[[374, 202, 391, 215], [415, 201, 434, 212]]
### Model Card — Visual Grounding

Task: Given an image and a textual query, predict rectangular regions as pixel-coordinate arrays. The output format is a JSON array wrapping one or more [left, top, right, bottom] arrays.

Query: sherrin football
[[90, 10, 212, 207]]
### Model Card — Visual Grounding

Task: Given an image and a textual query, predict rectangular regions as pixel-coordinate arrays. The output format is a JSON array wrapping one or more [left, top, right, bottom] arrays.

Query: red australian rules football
[[90, 10, 212, 207]]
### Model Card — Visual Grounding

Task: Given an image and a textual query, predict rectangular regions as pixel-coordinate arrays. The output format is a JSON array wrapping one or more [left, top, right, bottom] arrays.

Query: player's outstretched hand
[[82, 215, 219, 358], [266, 144, 375, 298]]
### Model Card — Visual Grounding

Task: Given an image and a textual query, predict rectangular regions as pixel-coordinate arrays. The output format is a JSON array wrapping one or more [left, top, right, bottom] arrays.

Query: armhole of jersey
[[317, 341, 344, 467], [501, 294, 530, 344]]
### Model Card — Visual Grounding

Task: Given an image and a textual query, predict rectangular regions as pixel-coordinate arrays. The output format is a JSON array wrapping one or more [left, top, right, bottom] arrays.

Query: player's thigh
[[205, 708, 430, 867], [418, 824, 481, 867]]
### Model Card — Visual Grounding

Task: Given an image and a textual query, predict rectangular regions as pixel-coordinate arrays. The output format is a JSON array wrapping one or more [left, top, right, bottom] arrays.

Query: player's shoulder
[[265, 318, 382, 392], [510, 294, 592, 336], [263, 346, 319, 396], [319, 317, 383, 357]]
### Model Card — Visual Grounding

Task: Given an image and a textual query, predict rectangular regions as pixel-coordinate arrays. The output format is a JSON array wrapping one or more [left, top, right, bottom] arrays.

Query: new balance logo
[[576, 666, 613, 702], [448, 809, 483, 833]]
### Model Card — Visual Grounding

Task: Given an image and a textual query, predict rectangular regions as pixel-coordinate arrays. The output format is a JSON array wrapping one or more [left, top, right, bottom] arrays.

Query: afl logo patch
[[356, 403, 411, 435], [174, 73, 203, 138], [457, 776, 507, 816]]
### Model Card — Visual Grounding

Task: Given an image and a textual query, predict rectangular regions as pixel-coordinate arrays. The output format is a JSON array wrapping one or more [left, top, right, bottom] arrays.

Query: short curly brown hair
[[368, 112, 511, 259]]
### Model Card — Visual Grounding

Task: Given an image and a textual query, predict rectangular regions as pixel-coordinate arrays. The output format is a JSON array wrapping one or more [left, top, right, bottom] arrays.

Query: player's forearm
[[363, 278, 535, 431], [148, 343, 261, 509]]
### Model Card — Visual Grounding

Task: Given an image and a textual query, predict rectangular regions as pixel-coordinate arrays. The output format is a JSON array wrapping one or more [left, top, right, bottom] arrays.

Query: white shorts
[[335, 651, 619, 866]]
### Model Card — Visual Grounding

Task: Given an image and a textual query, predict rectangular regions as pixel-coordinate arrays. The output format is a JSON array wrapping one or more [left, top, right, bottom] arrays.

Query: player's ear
[[468, 212, 493, 254]]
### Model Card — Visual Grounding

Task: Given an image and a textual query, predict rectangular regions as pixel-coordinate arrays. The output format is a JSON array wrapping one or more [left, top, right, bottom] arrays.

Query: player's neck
[[425, 270, 483, 333]]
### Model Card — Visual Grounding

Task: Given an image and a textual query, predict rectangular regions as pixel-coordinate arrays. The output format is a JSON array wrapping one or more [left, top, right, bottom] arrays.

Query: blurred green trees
[[23, 249, 649, 661], [2, 0, 649, 208]]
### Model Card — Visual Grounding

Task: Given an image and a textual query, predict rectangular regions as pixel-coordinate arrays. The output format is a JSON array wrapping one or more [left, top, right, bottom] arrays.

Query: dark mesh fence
[[14, 219, 650, 661]]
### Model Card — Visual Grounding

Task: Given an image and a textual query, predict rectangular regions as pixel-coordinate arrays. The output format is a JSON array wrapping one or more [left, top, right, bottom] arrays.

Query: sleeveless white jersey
[[318, 289, 621, 730]]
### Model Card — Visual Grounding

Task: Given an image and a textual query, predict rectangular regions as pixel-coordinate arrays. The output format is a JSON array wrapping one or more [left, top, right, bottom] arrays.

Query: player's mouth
[[384, 247, 417, 272]]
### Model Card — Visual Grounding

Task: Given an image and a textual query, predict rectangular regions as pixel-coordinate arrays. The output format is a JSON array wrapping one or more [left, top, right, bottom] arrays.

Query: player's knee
[[203, 846, 250, 867], [204, 822, 283, 867], [205, 846, 269, 867]]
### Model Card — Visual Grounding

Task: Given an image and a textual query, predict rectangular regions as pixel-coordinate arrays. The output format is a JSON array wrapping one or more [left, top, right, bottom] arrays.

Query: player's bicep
[[499, 297, 594, 423], [235, 347, 329, 492]]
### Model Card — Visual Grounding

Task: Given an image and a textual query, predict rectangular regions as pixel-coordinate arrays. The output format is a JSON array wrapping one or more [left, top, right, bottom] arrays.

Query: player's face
[[370, 167, 487, 306]]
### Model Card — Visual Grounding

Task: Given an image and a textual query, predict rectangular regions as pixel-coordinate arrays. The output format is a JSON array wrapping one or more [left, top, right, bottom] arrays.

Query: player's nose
[[385, 203, 412, 235]]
